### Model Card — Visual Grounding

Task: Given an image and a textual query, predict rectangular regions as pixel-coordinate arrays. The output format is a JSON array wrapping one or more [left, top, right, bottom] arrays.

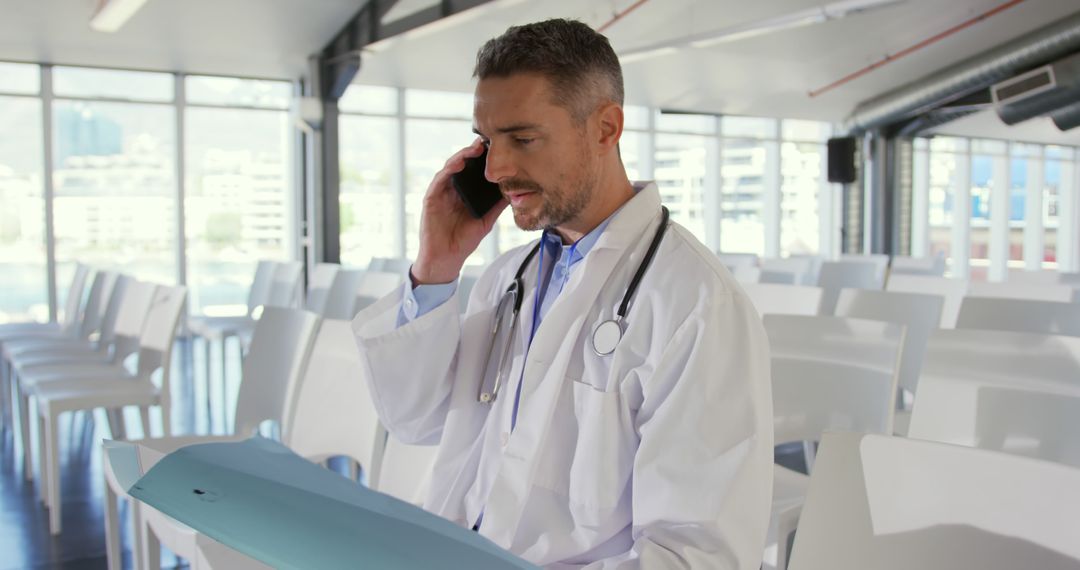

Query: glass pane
[[971, 138, 1006, 154], [185, 107, 292, 315], [623, 105, 649, 130], [930, 136, 964, 153], [656, 133, 708, 244], [186, 76, 291, 109], [620, 130, 647, 181], [405, 89, 472, 119], [339, 84, 398, 114], [1045, 145, 1068, 160], [405, 119, 477, 260], [1044, 156, 1061, 267], [656, 111, 716, 134], [54, 67, 174, 102], [720, 138, 770, 255], [0, 62, 40, 95], [928, 150, 958, 267], [53, 100, 177, 287], [1009, 155, 1029, 264], [0, 96, 47, 323], [913, 137, 929, 150], [1011, 142, 1041, 158], [722, 116, 776, 139], [781, 119, 829, 142], [780, 141, 823, 256], [340, 115, 400, 269], [970, 155, 992, 276]]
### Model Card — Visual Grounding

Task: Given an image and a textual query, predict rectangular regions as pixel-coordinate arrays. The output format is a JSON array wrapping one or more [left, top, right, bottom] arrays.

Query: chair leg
[[45, 413, 62, 534], [132, 501, 146, 570], [36, 406, 47, 506], [221, 337, 229, 434], [106, 408, 126, 441], [142, 512, 162, 570], [138, 406, 152, 440], [161, 401, 172, 438], [104, 471, 122, 570], [19, 387, 33, 482]]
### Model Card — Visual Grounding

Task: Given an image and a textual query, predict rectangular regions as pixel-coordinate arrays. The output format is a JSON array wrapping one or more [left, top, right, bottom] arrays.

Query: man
[[353, 19, 772, 569]]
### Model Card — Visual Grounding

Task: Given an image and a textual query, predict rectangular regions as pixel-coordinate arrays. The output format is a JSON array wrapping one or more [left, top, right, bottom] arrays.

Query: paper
[[106, 435, 537, 570]]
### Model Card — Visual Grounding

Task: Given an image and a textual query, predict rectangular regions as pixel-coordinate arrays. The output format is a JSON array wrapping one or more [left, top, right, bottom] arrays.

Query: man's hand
[[412, 139, 509, 285]]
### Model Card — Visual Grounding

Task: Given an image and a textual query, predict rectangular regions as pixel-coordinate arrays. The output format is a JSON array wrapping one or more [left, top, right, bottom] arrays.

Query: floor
[[0, 336, 242, 570], [1, 335, 808, 570]]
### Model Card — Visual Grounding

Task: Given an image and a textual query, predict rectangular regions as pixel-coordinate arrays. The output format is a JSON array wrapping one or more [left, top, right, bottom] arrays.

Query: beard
[[501, 160, 597, 232]]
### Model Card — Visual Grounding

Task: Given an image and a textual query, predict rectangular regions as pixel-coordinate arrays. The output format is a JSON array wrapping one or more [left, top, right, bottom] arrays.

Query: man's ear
[[594, 102, 624, 155]]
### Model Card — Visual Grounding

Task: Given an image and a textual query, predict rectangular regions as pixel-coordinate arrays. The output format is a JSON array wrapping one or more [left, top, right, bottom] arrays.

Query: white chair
[[840, 254, 889, 284], [834, 289, 944, 435], [788, 432, 1080, 570], [322, 268, 367, 320], [889, 252, 946, 277], [763, 314, 906, 374], [886, 274, 968, 328], [1006, 268, 1065, 286], [266, 261, 304, 310], [732, 265, 762, 284], [817, 261, 882, 315], [717, 252, 759, 271], [956, 297, 1080, 337], [759, 269, 798, 285], [761, 257, 816, 286], [354, 271, 405, 314], [376, 435, 439, 505], [966, 281, 1075, 302], [742, 284, 823, 317], [907, 328, 1080, 468], [369, 257, 411, 275], [0, 262, 90, 340], [303, 263, 341, 316], [284, 319, 387, 487], [107, 306, 321, 570], [15, 279, 156, 481], [32, 284, 187, 534]]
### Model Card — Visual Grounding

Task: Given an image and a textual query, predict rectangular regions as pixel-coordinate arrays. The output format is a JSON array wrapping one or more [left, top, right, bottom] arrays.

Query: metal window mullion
[[1062, 149, 1080, 272], [911, 141, 930, 258], [175, 74, 187, 289], [41, 65, 57, 323], [703, 116, 721, 253], [988, 146, 1010, 282], [952, 143, 972, 279], [763, 121, 782, 258], [395, 88, 407, 259]]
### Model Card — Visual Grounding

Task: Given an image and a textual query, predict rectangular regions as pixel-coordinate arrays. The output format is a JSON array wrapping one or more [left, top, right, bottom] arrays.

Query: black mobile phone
[[451, 149, 503, 219]]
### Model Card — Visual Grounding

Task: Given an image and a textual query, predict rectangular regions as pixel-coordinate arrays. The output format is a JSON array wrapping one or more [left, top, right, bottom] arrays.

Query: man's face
[[473, 73, 598, 232]]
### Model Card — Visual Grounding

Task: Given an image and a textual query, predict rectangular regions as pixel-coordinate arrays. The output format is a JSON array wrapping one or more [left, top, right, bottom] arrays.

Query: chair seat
[[20, 362, 128, 390], [188, 316, 254, 340], [36, 378, 158, 416], [1, 332, 76, 357], [13, 347, 105, 373], [0, 322, 62, 339]]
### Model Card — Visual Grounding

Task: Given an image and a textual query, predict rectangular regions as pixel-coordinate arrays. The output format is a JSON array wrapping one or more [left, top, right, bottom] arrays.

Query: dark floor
[[0, 336, 243, 570]]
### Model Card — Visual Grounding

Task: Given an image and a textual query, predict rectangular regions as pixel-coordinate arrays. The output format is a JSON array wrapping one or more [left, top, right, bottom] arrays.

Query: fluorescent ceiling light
[[618, 0, 906, 62], [89, 0, 150, 33]]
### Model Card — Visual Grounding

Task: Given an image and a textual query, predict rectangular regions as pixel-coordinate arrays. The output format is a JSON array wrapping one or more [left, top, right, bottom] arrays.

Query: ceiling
[[2, 0, 1080, 143]]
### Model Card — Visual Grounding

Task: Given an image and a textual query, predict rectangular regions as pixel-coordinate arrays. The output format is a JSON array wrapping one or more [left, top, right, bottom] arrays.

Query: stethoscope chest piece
[[591, 318, 623, 356]]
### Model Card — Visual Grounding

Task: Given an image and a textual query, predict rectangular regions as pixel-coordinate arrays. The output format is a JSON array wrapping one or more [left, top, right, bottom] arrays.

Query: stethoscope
[[478, 206, 670, 404]]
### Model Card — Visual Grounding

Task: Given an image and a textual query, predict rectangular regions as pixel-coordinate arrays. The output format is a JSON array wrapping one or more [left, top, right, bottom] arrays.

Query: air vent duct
[[994, 51, 1080, 125], [1051, 100, 1080, 131]]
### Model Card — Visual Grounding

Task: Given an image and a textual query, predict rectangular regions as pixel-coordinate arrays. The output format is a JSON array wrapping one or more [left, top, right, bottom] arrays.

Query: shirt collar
[[540, 184, 638, 266]]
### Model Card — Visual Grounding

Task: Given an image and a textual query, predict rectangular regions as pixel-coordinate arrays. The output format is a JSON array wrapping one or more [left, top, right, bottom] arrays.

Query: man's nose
[[484, 143, 515, 183]]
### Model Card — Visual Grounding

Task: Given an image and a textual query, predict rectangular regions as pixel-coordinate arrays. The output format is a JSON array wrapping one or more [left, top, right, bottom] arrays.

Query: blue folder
[[108, 435, 537, 570]]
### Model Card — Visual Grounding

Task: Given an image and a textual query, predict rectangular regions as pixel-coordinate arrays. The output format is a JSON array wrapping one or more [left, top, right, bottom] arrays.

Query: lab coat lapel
[[480, 184, 662, 547]]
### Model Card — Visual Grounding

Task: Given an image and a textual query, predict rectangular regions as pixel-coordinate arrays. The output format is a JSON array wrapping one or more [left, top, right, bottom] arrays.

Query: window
[[721, 138, 770, 255], [52, 100, 177, 295], [339, 115, 400, 268], [656, 134, 710, 244], [723, 116, 777, 139], [185, 103, 292, 316], [53, 67, 174, 102], [405, 89, 472, 119], [927, 142, 962, 267], [780, 141, 825, 256], [0, 62, 40, 95], [186, 75, 291, 109], [339, 85, 398, 115], [657, 111, 716, 135], [0, 95, 46, 323], [404, 118, 475, 260]]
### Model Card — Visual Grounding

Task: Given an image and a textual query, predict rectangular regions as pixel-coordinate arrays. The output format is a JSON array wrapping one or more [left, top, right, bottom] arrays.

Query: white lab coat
[[352, 183, 773, 569]]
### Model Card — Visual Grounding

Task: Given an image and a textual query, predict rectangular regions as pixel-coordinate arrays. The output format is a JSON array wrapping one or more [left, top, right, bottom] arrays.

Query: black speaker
[[827, 137, 857, 183]]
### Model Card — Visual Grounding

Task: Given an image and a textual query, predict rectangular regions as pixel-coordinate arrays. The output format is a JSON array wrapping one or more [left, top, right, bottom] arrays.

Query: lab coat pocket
[[568, 380, 634, 525]]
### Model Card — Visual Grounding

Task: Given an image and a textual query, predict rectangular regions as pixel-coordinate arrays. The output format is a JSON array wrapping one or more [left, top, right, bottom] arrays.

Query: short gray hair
[[473, 19, 624, 122]]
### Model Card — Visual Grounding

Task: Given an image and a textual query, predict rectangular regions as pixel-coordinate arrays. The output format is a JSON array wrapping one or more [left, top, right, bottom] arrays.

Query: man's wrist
[[409, 260, 460, 288]]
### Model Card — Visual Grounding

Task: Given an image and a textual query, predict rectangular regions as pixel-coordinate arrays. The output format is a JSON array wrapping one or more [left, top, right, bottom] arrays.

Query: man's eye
[[514, 138, 535, 146]]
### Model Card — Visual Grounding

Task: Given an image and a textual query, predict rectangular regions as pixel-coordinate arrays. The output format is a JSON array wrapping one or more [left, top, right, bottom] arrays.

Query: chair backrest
[[135, 285, 187, 380], [304, 263, 341, 315], [788, 432, 1080, 570], [354, 271, 404, 313], [233, 307, 321, 436], [840, 254, 889, 284], [772, 357, 897, 445], [817, 261, 882, 314], [95, 274, 131, 349], [742, 283, 823, 316], [376, 436, 439, 505], [966, 281, 1075, 302], [732, 265, 761, 284], [889, 253, 946, 277], [717, 252, 759, 270], [759, 269, 797, 284], [245, 260, 278, 315], [956, 297, 1080, 337], [59, 263, 92, 331], [76, 270, 116, 340], [378, 258, 412, 275], [761, 257, 816, 286], [323, 269, 367, 320], [763, 314, 906, 376], [458, 275, 480, 313], [110, 280, 158, 364], [835, 289, 944, 396], [885, 274, 968, 328], [908, 328, 1080, 468], [267, 261, 304, 308], [1007, 268, 1064, 286], [284, 319, 386, 485]]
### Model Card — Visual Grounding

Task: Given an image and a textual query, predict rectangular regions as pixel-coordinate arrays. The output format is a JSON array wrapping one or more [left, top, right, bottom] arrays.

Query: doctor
[[353, 18, 772, 569]]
